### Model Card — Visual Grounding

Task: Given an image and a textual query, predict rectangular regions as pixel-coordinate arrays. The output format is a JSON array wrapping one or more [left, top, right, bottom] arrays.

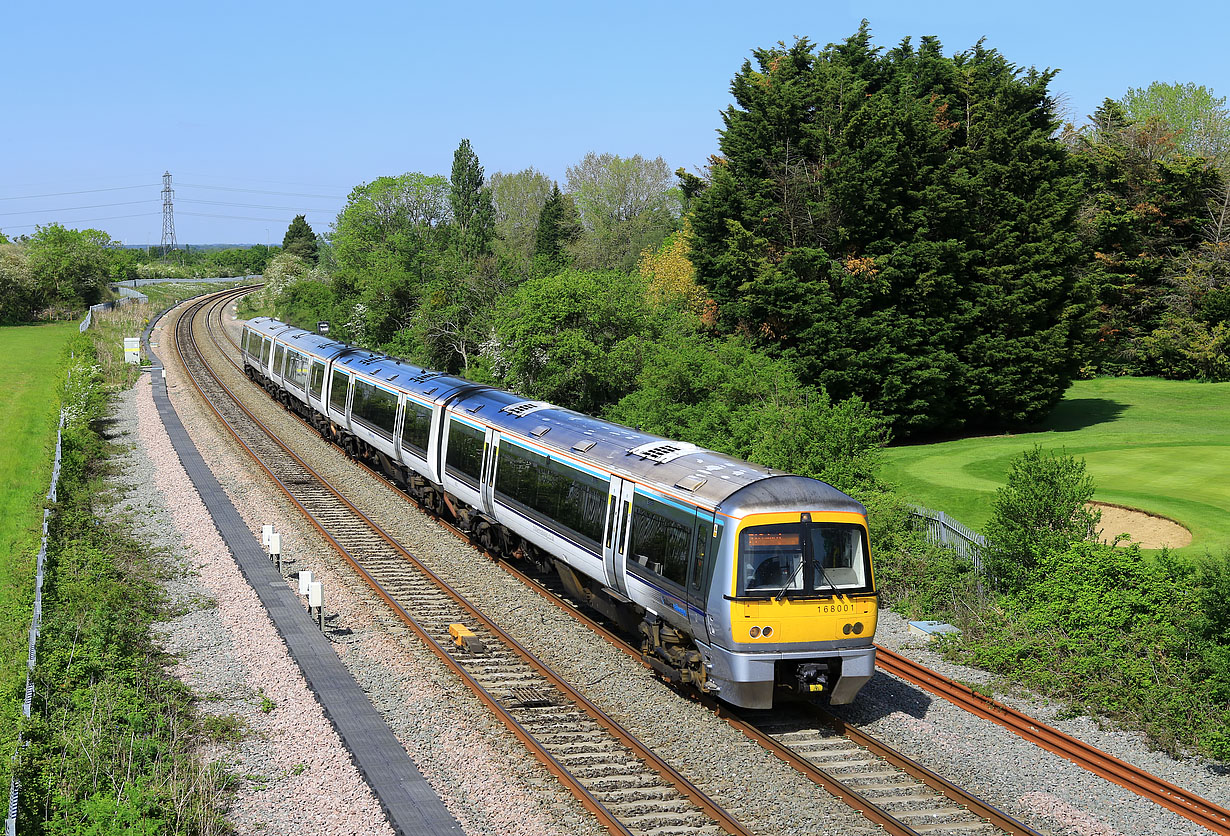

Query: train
[[240, 316, 878, 709]]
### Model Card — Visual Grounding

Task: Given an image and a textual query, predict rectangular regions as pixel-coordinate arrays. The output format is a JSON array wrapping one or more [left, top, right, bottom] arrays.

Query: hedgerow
[[10, 333, 230, 834]]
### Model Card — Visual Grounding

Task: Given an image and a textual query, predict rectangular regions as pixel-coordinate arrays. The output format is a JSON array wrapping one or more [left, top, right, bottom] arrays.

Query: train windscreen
[[737, 521, 871, 598]]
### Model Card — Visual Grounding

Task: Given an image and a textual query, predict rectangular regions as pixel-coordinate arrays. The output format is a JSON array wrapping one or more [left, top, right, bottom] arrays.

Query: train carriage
[[241, 317, 878, 709]]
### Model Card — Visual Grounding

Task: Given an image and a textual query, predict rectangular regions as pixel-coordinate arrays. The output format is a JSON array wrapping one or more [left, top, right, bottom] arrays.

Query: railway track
[[183, 290, 1036, 836], [876, 648, 1230, 836], [183, 290, 1229, 836], [172, 290, 748, 836]]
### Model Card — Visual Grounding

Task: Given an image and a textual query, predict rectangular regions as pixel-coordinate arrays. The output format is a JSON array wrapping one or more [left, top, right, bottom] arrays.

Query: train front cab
[[701, 503, 878, 709]]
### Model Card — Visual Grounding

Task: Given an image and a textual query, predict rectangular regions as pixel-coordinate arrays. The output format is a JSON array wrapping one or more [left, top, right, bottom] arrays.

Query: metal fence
[[79, 293, 146, 333], [6, 387, 68, 836], [908, 505, 986, 574]]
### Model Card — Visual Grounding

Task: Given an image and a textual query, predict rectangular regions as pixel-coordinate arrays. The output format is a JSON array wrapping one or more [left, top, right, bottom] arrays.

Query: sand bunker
[[1090, 502, 1192, 549]]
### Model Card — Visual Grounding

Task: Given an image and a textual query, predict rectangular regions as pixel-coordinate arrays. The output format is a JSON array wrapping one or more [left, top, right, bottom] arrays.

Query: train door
[[602, 477, 635, 596], [478, 430, 498, 516], [687, 509, 717, 642]]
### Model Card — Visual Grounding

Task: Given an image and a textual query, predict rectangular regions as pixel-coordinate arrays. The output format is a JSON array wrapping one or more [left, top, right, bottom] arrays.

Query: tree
[[982, 446, 1101, 593], [533, 183, 580, 269], [282, 214, 318, 263], [490, 167, 553, 274], [1122, 82, 1230, 167], [638, 221, 707, 313], [565, 152, 680, 271], [25, 224, 113, 309], [606, 321, 886, 496], [0, 243, 36, 322], [689, 26, 1086, 437], [331, 173, 450, 278], [449, 139, 495, 258], [480, 270, 654, 413], [1070, 99, 1222, 372]]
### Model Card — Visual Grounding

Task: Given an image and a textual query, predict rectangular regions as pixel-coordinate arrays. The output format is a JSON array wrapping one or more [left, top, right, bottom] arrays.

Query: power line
[[179, 198, 336, 211], [0, 200, 154, 217], [0, 212, 159, 231], [177, 171, 350, 190], [179, 211, 331, 223], [0, 184, 158, 201], [177, 183, 342, 199]]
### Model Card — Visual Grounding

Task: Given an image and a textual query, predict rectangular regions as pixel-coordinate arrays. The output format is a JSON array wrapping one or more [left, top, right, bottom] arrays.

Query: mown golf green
[[0, 323, 77, 566], [881, 377, 1230, 555]]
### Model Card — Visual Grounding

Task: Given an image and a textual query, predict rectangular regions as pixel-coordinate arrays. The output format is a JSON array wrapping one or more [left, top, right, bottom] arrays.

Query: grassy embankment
[[2, 330, 231, 833], [881, 376, 1230, 556], [0, 323, 77, 714], [90, 281, 249, 388]]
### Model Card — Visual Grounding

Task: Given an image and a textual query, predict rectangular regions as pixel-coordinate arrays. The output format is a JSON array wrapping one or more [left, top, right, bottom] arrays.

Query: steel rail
[[172, 292, 751, 836], [875, 647, 1230, 835], [204, 299, 1039, 836], [209, 300, 1222, 836]]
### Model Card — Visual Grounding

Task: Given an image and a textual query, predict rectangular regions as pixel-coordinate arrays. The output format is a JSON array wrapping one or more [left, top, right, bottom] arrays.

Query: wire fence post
[[7, 320, 79, 836], [908, 505, 986, 574]]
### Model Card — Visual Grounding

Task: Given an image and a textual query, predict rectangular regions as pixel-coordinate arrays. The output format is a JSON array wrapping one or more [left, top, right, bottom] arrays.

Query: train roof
[[448, 386, 778, 509], [245, 317, 855, 512], [245, 317, 351, 360]]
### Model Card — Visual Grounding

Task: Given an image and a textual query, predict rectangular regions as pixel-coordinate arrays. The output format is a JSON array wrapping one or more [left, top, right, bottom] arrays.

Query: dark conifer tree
[[690, 24, 1086, 436], [534, 183, 575, 268], [282, 214, 318, 263], [450, 139, 495, 257]]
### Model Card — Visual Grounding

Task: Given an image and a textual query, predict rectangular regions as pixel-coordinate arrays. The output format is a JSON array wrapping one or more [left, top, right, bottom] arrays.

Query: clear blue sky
[[3, 0, 1226, 246]]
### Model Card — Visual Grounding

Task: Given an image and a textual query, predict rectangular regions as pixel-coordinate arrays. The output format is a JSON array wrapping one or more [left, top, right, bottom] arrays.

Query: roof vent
[[501, 400, 552, 418], [675, 475, 708, 492], [530, 425, 550, 437], [628, 441, 699, 464], [572, 440, 597, 453]]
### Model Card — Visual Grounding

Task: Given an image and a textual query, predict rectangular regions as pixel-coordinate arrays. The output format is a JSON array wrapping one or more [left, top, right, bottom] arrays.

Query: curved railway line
[[170, 289, 748, 836], [168, 288, 1230, 836]]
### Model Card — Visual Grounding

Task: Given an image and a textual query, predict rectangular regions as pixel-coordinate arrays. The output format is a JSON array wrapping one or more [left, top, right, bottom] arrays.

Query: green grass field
[[881, 377, 1230, 556], [0, 323, 77, 560], [0, 322, 76, 701]]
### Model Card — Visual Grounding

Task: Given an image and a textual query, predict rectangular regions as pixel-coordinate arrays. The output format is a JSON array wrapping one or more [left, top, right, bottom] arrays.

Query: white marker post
[[308, 582, 323, 630], [268, 532, 282, 572]]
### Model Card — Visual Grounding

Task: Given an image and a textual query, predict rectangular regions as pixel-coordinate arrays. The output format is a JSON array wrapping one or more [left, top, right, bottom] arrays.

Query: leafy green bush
[[953, 540, 1230, 759], [862, 491, 982, 619], [982, 446, 1101, 593], [1140, 314, 1230, 381], [605, 320, 887, 497]]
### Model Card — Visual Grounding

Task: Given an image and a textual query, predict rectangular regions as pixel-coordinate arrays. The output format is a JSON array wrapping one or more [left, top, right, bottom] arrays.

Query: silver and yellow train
[[241, 317, 877, 708]]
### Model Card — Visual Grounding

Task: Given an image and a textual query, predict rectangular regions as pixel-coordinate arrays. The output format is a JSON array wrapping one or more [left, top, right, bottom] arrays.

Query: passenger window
[[401, 400, 432, 456], [445, 419, 484, 485], [627, 493, 693, 588], [352, 378, 396, 438], [329, 369, 349, 412], [309, 362, 325, 399], [494, 441, 607, 548]]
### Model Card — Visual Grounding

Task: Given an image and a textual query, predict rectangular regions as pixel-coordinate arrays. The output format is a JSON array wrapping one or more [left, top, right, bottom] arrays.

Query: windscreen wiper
[[775, 559, 804, 601]]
